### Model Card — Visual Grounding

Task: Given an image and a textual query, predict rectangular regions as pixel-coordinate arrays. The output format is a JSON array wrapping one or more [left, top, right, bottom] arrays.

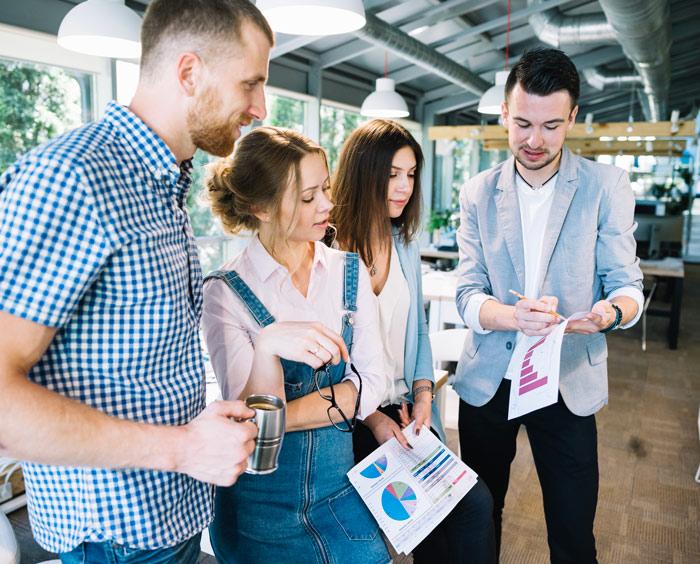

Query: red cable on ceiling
[[505, 0, 511, 70]]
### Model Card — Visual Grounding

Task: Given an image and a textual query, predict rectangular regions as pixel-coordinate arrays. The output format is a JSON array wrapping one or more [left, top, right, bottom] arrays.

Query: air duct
[[582, 67, 643, 91], [528, 0, 671, 121], [528, 8, 617, 47], [596, 0, 671, 122], [354, 12, 490, 97]]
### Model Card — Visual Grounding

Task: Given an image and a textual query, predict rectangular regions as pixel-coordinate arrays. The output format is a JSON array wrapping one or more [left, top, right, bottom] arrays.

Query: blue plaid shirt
[[0, 102, 211, 553]]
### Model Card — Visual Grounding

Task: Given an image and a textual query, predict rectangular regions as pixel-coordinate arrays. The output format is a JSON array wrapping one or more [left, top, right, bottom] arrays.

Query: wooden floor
[[498, 263, 700, 564], [9, 265, 700, 563]]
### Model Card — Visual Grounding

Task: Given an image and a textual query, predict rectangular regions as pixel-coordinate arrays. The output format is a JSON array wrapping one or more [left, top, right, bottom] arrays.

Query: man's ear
[[176, 51, 203, 97], [567, 105, 579, 130], [501, 101, 509, 128]]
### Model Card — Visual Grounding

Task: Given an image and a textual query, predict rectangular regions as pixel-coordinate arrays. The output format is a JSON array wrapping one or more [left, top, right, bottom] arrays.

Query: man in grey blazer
[[454, 48, 643, 563]]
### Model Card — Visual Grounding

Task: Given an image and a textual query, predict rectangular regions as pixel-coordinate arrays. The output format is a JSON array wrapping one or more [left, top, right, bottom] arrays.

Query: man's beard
[[514, 145, 560, 171], [187, 88, 249, 157]]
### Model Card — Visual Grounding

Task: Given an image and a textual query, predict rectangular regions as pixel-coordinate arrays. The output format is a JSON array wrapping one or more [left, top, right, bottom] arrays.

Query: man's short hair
[[505, 47, 580, 109], [140, 0, 274, 77]]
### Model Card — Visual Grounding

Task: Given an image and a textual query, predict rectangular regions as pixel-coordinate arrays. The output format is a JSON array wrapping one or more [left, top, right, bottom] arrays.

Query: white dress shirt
[[201, 236, 386, 419], [464, 169, 644, 379]]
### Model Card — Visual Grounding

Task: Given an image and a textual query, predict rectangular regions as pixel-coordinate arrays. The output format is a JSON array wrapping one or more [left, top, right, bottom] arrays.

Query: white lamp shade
[[478, 70, 510, 114], [361, 78, 409, 118], [58, 0, 142, 59], [257, 0, 365, 36]]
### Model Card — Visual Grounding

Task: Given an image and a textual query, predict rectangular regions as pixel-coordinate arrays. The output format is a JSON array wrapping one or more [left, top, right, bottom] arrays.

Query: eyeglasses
[[313, 362, 362, 432]]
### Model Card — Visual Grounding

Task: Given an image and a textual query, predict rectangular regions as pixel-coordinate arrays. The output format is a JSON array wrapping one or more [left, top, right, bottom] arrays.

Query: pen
[[508, 289, 566, 319]]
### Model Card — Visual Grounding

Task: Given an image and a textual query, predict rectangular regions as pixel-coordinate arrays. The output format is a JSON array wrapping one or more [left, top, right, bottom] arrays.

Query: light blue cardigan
[[394, 229, 446, 441]]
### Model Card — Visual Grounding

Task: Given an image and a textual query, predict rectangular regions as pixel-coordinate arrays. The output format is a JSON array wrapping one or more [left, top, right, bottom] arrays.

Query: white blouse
[[375, 242, 410, 406], [201, 236, 386, 419]]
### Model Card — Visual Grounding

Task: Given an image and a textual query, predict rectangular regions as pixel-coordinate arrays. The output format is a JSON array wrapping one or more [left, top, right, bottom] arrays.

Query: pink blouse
[[201, 236, 386, 419]]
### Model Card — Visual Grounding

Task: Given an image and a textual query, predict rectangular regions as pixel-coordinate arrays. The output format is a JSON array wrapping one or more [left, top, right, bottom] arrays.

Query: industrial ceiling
[[2, 0, 699, 126]]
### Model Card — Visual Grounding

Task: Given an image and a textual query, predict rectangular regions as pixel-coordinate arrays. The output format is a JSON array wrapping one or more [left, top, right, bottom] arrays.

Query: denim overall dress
[[205, 252, 390, 564]]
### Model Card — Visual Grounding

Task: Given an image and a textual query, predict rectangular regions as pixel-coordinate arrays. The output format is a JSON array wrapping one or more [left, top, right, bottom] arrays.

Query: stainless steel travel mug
[[244, 394, 286, 475]]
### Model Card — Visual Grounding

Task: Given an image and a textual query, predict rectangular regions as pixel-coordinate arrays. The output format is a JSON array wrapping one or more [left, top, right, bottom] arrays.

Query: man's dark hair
[[505, 47, 580, 110], [140, 0, 274, 76]]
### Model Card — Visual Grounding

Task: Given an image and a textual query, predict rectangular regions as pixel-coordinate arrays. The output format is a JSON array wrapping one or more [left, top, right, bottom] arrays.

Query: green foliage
[[648, 166, 693, 216], [426, 208, 458, 232], [265, 93, 304, 133], [186, 150, 220, 237], [320, 105, 366, 173], [0, 59, 82, 174]]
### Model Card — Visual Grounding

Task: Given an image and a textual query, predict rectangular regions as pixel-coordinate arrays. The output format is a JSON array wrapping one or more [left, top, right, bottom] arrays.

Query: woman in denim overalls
[[201, 127, 390, 564]]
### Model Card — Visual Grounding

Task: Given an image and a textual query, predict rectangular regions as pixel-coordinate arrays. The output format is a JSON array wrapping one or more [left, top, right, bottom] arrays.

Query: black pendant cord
[[515, 163, 559, 190]]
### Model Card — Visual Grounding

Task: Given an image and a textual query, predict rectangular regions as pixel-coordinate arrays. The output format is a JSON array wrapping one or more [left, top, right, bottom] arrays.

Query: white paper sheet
[[347, 421, 478, 555], [507, 312, 591, 420]]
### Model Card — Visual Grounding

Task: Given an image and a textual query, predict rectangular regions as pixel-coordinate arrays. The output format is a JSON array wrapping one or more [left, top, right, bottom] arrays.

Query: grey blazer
[[453, 146, 643, 417]]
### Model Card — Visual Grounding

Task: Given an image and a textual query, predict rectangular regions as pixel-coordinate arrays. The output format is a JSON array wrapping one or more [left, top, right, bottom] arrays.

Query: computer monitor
[[633, 215, 684, 259]]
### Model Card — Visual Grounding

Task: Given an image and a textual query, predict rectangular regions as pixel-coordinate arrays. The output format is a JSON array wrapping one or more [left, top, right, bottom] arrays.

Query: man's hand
[[513, 295, 562, 336], [363, 411, 412, 450], [176, 400, 258, 486], [566, 300, 616, 335]]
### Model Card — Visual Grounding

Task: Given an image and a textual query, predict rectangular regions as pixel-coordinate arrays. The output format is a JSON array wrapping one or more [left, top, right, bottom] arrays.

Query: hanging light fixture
[[479, 0, 511, 114], [256, 0, 365, 36], [57, 0, 142, 58], [361, 52, 409, 118], [478, 71, 510, 114]]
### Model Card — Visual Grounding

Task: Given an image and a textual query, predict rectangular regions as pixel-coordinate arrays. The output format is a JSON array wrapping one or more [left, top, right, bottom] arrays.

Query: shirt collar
[[103, 101, 193, 202], [247, 236, 328, 282]]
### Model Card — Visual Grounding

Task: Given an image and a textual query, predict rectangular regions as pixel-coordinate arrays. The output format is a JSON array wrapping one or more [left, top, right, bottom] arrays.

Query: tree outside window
[[0, 58, 89, 175]]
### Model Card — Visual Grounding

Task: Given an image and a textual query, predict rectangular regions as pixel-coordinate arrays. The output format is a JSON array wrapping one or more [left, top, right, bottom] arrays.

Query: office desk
[[640, 258, 684, 349], [422, 269, 462, 332]]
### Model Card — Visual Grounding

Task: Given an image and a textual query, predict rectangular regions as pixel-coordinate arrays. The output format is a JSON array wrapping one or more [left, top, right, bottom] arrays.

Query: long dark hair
[[330, 119, 423, 268]]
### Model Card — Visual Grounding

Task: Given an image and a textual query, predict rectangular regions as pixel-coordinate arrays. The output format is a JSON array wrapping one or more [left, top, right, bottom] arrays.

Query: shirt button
[[506, 341, 513, 350]]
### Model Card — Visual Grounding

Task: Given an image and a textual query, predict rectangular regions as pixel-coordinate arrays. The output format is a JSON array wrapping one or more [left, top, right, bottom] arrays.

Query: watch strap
[[412, 385, 434, 401]]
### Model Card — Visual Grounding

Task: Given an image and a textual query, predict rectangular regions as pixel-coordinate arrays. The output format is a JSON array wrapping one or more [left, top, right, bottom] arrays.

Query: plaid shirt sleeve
[[0, 151, 112, 327]]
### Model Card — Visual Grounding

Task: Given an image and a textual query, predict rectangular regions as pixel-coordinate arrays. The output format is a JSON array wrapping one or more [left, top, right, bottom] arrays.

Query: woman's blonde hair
[[205, 126, 329, 261]]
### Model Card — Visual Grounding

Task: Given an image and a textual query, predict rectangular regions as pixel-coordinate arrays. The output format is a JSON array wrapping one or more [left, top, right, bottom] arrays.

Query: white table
[[422, 269, 463, 333]]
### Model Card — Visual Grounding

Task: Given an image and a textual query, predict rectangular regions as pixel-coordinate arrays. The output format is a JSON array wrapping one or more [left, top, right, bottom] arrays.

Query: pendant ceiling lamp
[[256, 0, 366, 36], [361, 52, 409, 118], [58, 0, 142, 58], [479, 0, 511, 114]]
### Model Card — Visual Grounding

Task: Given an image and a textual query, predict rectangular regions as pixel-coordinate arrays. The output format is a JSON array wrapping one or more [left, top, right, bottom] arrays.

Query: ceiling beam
[[428, 121, 697, 140], [482, 139, 685, 157]]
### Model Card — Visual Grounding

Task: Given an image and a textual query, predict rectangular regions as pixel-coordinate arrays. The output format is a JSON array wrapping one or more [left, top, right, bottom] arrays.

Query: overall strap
[[204, 270, 275, 328], [343, 252, 359, 312]]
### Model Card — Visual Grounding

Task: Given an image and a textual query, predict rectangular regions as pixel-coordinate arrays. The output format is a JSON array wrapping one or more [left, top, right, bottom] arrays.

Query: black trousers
[[354, 403, 497, 564], [459, 379, 599, 564]]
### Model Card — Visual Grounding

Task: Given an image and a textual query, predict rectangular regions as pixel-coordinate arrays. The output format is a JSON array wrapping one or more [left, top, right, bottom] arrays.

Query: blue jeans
[[58, 533, 201, 564]]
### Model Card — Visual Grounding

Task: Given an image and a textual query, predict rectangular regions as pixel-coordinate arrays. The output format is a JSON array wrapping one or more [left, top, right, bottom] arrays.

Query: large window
[[320, 102, 367, 172], [264, 90, 306, 132], [0, 23, 110, 174], [0, 58, 92, 174]]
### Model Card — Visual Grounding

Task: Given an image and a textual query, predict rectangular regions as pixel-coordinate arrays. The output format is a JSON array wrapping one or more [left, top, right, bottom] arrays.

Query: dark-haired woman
[[330, 118, 497, 563], [201, 126, 389, 564]]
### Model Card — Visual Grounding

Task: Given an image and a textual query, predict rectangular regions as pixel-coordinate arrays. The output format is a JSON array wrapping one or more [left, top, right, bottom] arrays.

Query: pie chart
[[381, 481, 417, 521], [360, 455, 388, 479]]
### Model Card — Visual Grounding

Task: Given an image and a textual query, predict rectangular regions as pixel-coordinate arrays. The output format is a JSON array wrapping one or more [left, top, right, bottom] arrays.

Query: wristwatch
[[600, 303, 622, 334], [413, 385, 434, 402]]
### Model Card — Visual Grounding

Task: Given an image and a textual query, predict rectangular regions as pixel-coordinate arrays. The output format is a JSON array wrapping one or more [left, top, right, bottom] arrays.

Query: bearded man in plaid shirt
[[0, 1, 274, 562]]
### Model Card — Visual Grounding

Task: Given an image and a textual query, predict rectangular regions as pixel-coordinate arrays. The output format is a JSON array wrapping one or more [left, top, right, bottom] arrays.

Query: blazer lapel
[[537, 146, 578, 294], [494, 157, 526, 290]]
